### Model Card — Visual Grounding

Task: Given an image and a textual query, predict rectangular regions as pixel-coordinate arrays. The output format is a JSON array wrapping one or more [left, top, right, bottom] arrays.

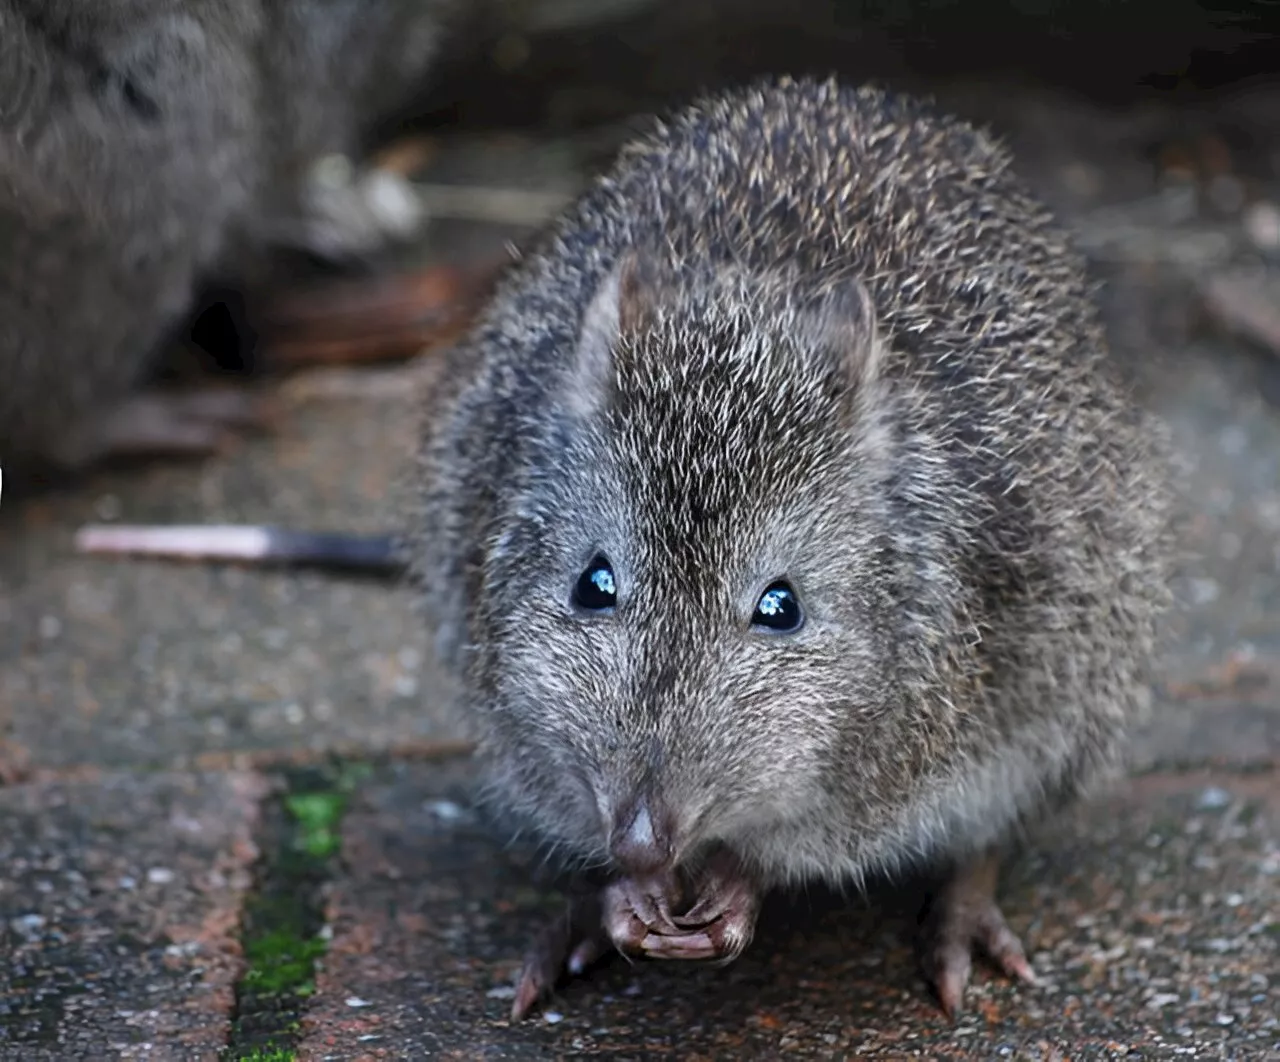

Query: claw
[[511, 964, 549, 1024], [976, 907, 1039, 987]]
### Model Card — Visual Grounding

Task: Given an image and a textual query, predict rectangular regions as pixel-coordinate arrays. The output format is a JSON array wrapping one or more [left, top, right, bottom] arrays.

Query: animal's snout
[[609, 795, 675, 875]]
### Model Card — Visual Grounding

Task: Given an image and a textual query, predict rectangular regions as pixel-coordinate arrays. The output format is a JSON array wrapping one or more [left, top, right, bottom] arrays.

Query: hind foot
[[511, 890, 611, 1022], [918, 852, 1039, 1019]]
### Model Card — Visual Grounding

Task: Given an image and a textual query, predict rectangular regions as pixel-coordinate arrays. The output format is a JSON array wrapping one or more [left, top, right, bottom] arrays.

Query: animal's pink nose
[[609, 796, 674, 874]]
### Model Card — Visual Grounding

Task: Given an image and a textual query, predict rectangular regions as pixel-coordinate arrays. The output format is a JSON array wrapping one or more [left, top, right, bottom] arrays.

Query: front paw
[[508, 851, 762, 1020], [610, 849, 761, 963]]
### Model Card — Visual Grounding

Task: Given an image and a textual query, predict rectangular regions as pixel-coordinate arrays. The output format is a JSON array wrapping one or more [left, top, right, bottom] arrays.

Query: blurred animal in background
[[0, 0, 464, 487]]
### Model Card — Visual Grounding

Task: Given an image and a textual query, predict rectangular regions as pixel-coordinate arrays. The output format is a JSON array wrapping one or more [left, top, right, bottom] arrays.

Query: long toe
[[57, 387, 272, 469], [924, 935, 974, 1020], [976, 906, 1039, 986], [511, 912, 573, 1021]]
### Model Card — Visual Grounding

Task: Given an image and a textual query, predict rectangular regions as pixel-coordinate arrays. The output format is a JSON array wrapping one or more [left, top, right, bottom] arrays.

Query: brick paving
[[0, 772, 269, 1060], [295, 761, 1277, 1060]]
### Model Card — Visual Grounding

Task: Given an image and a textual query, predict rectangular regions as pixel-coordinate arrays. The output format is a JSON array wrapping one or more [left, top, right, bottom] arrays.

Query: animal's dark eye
[[752, 581, 803, 633], [573, 555, 617, 612]]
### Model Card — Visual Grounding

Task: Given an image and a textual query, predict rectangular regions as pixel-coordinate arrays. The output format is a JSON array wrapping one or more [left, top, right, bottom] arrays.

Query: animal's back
[[466, 78, 1141, 496]]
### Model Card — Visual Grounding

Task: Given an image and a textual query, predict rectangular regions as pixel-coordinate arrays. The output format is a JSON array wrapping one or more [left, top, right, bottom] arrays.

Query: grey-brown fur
[[411, 76, 1173, 1006], [0, 0, 457, 477]]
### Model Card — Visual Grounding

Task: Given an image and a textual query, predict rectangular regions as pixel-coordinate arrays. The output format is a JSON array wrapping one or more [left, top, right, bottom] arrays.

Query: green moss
[[232, 1048, 295, 1062], [283, 762, 371, 858], [285, 792, 347, 858], [224, 761, 372, 1061], [242, 928, 327, 996]]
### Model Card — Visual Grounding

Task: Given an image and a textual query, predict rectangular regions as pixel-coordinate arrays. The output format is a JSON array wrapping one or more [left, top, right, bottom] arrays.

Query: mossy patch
[[241, 928, 328, 997], [223, 761, 371, 1061], [234, 1048, 296, 1062], [285, 792, 347, 858]]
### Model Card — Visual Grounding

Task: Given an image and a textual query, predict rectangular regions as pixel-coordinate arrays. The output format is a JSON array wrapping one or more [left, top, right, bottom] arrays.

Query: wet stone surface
[[0, 770, 269, 1061], [299, 760, 1278, 1060]]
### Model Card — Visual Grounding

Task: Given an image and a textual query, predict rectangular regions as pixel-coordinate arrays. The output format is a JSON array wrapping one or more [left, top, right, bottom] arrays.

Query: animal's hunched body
[[0, 0, 456, 480], [412, 77, 1172, 1018]]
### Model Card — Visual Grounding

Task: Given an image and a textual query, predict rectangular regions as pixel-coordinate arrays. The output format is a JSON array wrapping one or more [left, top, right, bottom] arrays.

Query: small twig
[[74, 524, 403, 574]]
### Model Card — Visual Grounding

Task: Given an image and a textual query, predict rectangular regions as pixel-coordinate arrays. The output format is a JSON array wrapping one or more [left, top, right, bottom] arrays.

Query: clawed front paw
[[509, 850, 761, 1019], [628, 851, 760, 962], [600, 870, 682, 951]]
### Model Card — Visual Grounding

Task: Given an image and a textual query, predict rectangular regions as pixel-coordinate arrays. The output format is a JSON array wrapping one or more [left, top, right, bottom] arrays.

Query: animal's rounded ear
[[796, 278, 882, 396], [568, 251, 656, 419]]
